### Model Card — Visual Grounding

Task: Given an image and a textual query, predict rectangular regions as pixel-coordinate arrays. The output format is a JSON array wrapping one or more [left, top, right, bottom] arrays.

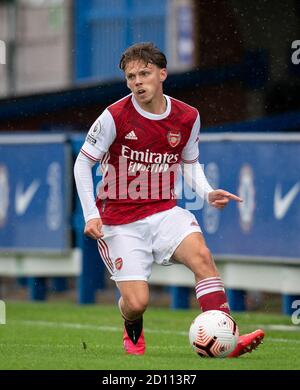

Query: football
[[189, 310, 239, 358]]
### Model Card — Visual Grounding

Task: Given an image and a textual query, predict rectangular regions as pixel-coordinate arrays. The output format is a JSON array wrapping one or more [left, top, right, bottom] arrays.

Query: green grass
[[0, 301, 299, 370]]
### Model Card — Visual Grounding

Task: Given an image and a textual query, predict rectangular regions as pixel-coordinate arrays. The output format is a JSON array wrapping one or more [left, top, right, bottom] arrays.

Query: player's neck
[[138, 94, 167, 115]]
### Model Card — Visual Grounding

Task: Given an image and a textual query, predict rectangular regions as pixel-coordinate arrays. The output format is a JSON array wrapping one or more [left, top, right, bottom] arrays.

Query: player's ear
[[160, 68, 167, 82]]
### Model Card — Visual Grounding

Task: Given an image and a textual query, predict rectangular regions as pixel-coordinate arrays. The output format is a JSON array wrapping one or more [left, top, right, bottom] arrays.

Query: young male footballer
[[74, 42, 264, 356]]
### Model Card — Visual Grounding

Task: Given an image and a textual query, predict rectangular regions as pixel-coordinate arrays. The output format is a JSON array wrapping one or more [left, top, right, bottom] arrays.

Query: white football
[[189, 310, 239, 358]]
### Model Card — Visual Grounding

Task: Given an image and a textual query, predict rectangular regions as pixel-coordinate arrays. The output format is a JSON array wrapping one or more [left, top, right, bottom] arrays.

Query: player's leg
[[172, 232, 230, 314], [152, 206, 265, 357], [152, 207, 230, 314], [117, 280, 149, 354], [172, 231, 265, 357], [97, 223, 152, 355], [117, 280, 149, 321]]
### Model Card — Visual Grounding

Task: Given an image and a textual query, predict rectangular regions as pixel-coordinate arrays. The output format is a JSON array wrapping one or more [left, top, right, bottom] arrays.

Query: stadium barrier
[[0, 132, 300, 313], [0, 133, 106, 302], [0, 134, 80, 300]]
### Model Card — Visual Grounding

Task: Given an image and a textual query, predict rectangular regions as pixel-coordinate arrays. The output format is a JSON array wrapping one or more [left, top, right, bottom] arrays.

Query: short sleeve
[[80, 109, 116, 162], [181, 112, 200, 164]]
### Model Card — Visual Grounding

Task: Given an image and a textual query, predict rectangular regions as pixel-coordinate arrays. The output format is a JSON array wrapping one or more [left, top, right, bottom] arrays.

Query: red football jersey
[[81, 94, 200, 225]]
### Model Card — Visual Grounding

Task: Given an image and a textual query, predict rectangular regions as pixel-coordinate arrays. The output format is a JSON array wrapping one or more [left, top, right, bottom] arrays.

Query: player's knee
[[194, 246, 215, 276], [125, 296, 148, 316], [197, 246, 212, 264]]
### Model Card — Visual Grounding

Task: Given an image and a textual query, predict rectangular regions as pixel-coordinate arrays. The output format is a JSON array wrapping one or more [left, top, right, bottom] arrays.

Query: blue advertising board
[[73, 133, 300, 263], [178, 134, 300, 263], [0, 135, 71, 252]]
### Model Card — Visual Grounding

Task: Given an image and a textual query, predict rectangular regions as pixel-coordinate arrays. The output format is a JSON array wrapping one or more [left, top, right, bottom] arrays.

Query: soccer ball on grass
[[189, 310, 239, 358]]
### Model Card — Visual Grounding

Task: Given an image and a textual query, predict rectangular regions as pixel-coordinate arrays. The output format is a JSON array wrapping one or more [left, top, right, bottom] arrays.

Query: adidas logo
[[125, 130, 138, 140]]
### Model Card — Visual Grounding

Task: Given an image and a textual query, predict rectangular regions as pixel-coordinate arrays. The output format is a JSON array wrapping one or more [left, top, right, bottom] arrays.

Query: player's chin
[[135, 92, 151, 102]]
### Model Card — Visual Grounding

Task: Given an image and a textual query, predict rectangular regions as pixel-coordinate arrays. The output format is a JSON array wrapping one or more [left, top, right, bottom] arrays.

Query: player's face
[[125, 60, 167, 107]]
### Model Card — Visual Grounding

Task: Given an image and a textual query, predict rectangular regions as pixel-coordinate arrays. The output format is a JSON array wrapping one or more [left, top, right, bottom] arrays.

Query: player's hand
[[84, 218, 104, 239], [208, 189, 242, 209]]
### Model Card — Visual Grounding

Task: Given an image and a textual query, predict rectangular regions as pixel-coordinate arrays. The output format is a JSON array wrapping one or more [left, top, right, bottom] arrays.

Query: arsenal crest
[[167, 130, 181, 148], [115, 257, 123, 271]]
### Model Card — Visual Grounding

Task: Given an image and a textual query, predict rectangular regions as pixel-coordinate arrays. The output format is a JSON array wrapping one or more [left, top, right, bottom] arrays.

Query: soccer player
[[74, 42, 264, 357]]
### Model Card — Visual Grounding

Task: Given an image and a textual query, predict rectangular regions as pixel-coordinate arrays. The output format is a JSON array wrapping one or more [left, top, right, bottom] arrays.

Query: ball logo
[[167, 130, 181, 148], [115, 257, 123, 270]]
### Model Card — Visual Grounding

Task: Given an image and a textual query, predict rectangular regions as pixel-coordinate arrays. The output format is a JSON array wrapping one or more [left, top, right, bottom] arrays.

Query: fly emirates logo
[[121, 145, 179, 173]]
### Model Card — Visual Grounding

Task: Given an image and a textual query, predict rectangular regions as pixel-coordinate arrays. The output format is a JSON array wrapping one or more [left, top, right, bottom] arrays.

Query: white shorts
[[97, 206, 202, 282]]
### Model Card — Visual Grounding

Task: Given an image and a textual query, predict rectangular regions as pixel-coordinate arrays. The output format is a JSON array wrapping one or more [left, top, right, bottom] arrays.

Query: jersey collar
[[131, 94, 171, 120]]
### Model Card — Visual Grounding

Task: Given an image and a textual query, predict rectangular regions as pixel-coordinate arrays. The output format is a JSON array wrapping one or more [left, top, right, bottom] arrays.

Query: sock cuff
[[195, 277, 225, 299]]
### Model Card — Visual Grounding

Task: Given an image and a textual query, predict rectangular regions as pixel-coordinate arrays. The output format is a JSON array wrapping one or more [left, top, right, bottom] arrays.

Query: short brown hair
[[119, 42, 167, 71]]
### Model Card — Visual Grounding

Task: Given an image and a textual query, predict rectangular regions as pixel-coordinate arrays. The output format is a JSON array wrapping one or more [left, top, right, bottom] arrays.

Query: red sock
[[195, 277, 230, 315]]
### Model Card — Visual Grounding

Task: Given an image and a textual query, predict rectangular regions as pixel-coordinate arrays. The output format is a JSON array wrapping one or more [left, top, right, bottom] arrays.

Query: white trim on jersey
[[131, 94, 171, 120], [181, 156, 199, 164], [80, 148, 100, 162], [181, 112, 201, 162]]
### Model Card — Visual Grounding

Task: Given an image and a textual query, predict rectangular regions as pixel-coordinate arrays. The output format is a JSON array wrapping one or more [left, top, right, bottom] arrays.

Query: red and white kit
[[74, 94, 213, 281]]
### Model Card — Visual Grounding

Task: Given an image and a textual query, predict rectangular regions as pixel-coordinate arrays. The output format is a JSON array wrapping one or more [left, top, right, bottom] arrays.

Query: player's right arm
[[74, 109, 116, 239]]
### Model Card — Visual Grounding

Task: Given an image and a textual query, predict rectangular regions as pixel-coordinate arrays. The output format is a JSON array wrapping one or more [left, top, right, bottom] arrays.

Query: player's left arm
[[182, 161, 242, 209], [207, 189, 242, 209], [181, 111, 242, 209]]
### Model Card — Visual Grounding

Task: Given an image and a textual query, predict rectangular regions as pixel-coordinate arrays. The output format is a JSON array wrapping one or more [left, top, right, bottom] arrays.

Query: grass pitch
[[0, 301, 299, 370]]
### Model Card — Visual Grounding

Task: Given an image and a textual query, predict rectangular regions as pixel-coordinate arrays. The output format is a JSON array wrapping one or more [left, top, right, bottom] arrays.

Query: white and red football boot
[[228, 329, 265, 357], [123, 327, 146, 355]]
